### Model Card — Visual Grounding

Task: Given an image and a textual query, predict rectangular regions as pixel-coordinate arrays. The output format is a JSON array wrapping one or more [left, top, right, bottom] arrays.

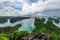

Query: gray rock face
[[16, 33, 50, 40]]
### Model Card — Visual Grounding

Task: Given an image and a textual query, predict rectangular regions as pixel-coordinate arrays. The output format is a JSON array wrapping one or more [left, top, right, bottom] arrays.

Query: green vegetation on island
[[0, 17, 31, 23], [0, 17, 60, 40], [32, 18, 60, 40]]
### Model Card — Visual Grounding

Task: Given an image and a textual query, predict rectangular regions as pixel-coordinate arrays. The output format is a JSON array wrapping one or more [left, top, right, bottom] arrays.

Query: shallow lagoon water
[[0, 17, 60, 33], [18, 18, 35, 33], [0, 18, 35, 33]]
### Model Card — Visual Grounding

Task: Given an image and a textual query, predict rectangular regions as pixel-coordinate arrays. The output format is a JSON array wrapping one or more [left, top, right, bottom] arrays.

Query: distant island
[[0, 16, 31, 23]]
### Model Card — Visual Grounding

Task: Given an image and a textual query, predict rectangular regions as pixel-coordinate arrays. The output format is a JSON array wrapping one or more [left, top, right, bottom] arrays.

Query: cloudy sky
[[0, 0, 60, 16]]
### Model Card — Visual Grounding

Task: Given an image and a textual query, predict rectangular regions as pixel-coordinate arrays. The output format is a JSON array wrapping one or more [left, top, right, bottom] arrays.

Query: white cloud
[[0, 0, 60, 16]]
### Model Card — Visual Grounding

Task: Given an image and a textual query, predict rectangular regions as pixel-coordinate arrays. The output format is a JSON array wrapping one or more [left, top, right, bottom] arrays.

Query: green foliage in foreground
[[0, 24, 22, 40], [32, 18, 60, 40], [8, 31, 30, 40], [0, 24, 21, 33], [0, 18, 60, 40], [0, 24, 30, 40], [0, 24, 29, 40], [0, 34, 9, 40], [0, 31, 30, 40]]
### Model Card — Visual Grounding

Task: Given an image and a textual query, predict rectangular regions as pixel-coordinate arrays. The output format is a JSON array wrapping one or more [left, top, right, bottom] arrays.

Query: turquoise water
[[0, 17, 60, 33], [0, 18, 35, 33], [18, 18, 35, 33], [19, 24, 34, 33]]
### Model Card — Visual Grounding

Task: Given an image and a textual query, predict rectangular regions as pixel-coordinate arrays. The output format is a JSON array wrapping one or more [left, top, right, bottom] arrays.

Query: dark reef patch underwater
[[0, 16, 60, 40]]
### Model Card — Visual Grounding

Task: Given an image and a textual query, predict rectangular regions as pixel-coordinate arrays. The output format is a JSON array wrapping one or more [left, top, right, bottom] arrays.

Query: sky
[[0, 0, 60, 16]]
